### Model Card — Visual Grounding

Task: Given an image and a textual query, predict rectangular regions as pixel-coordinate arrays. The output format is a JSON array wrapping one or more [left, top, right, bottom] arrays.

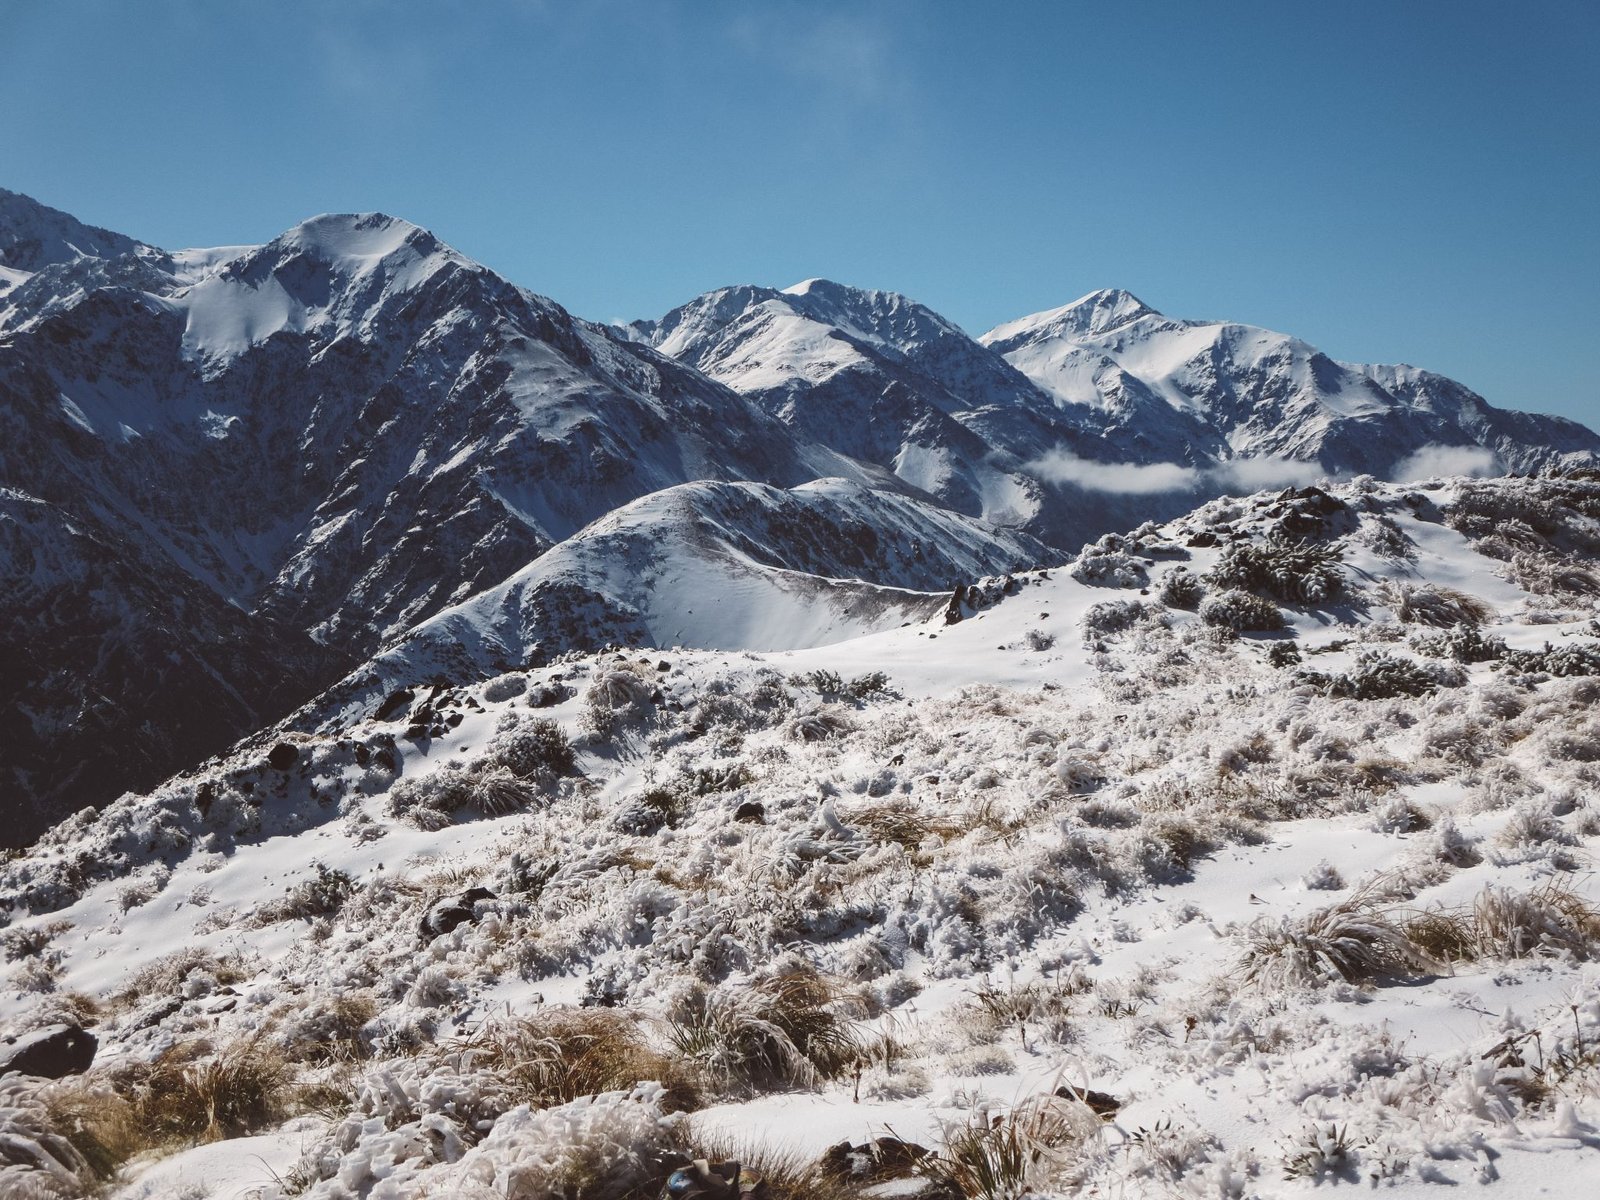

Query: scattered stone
[[818, 1136, 932, 1183], [419, 887, 497, 941], [266, 742, 299, 771], [0, 1023, 97, 1078], [662, 1158, 767, 1200], [375, 687, 415, 722], [1055, 1083, 1120, 1118]]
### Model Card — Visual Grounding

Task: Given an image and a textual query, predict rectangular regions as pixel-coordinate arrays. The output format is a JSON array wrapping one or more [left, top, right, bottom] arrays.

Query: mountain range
[[2, 186, 1595, 843]]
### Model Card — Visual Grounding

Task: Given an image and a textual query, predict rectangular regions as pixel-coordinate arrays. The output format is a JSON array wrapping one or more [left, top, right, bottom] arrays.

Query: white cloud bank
[[1392, 444, 1501, 482], [1027, 449, 1325, 496]]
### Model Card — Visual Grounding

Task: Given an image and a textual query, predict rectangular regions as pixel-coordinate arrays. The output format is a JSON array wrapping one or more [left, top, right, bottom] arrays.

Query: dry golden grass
[[449, 1007, 702, 1112]]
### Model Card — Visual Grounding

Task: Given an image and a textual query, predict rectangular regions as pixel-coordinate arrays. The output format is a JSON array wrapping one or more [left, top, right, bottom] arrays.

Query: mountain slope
[[0, 196, 908, 841], [307, 476, 1057, 727]]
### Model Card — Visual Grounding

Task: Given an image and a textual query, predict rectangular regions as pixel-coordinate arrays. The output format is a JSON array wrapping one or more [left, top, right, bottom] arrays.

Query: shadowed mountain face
[[0, 197, 904, 843], [3, 190, 1597, 844]]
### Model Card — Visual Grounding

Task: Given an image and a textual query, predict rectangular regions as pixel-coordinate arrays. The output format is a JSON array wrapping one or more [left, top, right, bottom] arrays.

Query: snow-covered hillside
[[5, 474, 1600, 1199]]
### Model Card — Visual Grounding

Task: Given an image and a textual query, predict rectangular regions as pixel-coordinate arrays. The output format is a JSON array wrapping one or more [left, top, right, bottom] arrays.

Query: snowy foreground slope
[[6, 474, 1600, 1198]]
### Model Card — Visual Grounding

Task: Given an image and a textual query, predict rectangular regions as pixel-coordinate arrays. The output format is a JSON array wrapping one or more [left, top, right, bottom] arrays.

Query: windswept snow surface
[[7, 475, 1600, 1198]]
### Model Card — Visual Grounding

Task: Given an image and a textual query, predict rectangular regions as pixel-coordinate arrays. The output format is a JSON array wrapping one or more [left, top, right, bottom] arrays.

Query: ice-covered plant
[[1198, 589, 1284, 632], [1208, 536, 1344, 604]]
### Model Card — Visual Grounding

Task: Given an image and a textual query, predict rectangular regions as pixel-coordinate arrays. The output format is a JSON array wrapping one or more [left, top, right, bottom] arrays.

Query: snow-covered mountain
[[306, 477, 1054, 728], [984, 288, 1600, 476], [0, 196, 921, 842], [636, 282, 1600, 542], [4, 188, 1598, 846]]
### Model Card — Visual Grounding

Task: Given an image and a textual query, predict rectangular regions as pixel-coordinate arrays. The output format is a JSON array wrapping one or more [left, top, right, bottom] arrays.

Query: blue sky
[[2, 0, 1595, 421]]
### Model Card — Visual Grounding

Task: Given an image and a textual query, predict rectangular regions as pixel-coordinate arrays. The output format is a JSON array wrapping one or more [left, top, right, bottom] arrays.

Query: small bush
[[1199, 589, 1284, 632], [1412, 623, 1506, 663], [488, 717, 575, 779], [1298, 651, 1458, 700], [256, 863, 355, 924], [1081, 600, 1154, 638], [387, 763, 475, 828], [1071, 534, 1148, 588], [1501, 641, 1600, 677], [1158, 567, 1203, 609], [583, 666, 656, 736], [1208, 536, 1344, 604], [926, 1095, 1099, 1200]]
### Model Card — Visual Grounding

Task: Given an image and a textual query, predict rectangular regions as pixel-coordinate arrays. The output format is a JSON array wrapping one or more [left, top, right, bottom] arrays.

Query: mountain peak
[[981, 288, 1160, 348], [272, 211, 446, 268], [0, 188, 150, 272]]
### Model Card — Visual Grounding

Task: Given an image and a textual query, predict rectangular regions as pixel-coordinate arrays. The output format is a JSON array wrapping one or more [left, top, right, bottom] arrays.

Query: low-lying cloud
[[1393, 444, 1500, 482], [1026, 449, 1200, 495], [1026, 449, 1325, 496]]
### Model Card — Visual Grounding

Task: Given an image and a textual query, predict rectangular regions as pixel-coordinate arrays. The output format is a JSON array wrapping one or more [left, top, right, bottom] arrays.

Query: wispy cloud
[[1393, 444, 1500, 481], [1026, 448, 1326, 496]]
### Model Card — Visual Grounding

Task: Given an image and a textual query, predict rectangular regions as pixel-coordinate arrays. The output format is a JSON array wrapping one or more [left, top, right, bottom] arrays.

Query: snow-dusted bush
[[1198, 589, 1284, 632], [1298, 651, 1461, 700], [1411, 623, 1506, 663], [481, 672, 529, 703], [1208, 536, 1343, 604], [388, 763, 475, 829], [1081, 599, 1155, 639], [666, 964, 862, 1095], [1158, 566, 1204, 609], [1303, 861, 1345, 891], [1501, 640, 1600, 677], [488, 716, 575, 780], [583, 666, 656, 737], [1071, 533, 1148, 588]]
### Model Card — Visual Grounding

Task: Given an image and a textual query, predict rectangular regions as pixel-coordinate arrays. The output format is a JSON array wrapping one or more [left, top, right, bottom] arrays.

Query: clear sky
[[2, 0, 1595, 421]]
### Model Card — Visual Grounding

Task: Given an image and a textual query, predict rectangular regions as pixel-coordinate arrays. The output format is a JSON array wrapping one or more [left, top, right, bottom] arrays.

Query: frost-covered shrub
[[1081, 600, 1154, 639], [388, 764, 475, 829], [666, 964, 862, 1094], [1071, 533, 1148, 588], [469, 766, 540, 817], [1298, 651, 1460, 700], [1508, 551, 1600, 597], [1199, 589, 1284, 632], [1361, 514, 1416, 561], [1240, 892, 1439, 989], [1303, 861, 1345, 890], [257, 863, 355, 923], [1379, 581, 1493, 627], [1501, 641, 1600, 677], [488, 717, 575, 780], [582, 667, 656, 737], [1158, 566, 1204, 609], [480, 672, 529, 703], [1208, 536, 1344, 604], [1411, 623, 1506, 663]]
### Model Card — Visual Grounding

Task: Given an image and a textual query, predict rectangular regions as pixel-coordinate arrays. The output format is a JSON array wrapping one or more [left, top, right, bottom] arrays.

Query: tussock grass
[[926, 1095, 1100, 1200], [667, 965, 864, 1095], [1379, 581, 1494, 627], [448, 1008, 701, 1112], [1240, 888, 1443, 989]]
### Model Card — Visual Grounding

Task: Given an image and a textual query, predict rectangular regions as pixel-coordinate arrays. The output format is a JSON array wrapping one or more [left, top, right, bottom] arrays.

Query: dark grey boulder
[[0, 1023, 97, 1078]]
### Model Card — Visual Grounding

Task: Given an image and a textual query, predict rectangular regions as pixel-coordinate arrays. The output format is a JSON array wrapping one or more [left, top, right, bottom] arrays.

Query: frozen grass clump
[[487, 716, 576, 781], [1240, 890, 1440, 989], [1405, 882, 1600, 963], [1379, 581, 1494, 627], [1501, 640, 1600, 678], [1411, 623, 1506, 663], [480, 672, 529, 703], [582, 665, 657, 737], [1208, 536, 1344, 604], [1198, 588, 1285, 632], [1081, 599, 1155, 639], [926, 1094, 1101, 1200], [666, 964, 862, 1095]]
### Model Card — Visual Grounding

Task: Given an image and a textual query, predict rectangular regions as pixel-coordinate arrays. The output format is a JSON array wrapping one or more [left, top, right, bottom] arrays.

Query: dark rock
[[266, 742, 300, 771], [404, 723, 429, 741], [817, 1137, 931, 1183], [1187, 530, 1219, 548], [1055, 1083, 1120, 1118], [0, 1023, 97, 1078], [375, 687, 415, 722], [733, 800, 765, 823], [419, 886, 498, 941], [943, 584, 968, 625]]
